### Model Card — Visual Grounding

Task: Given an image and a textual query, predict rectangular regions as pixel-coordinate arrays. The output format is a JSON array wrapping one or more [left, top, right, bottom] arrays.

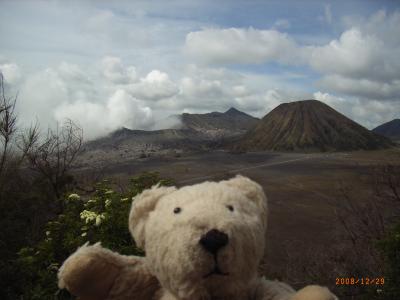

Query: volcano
[[372, 119, 400, 142], [234, 100, 392, 152]]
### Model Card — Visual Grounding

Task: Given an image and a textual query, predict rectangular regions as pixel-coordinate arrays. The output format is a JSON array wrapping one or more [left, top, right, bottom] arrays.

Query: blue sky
[[0, 0, 399, 139]]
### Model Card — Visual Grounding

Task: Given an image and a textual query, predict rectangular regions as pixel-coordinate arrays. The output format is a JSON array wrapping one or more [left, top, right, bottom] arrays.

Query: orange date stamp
[[336, 277, 385, 285]]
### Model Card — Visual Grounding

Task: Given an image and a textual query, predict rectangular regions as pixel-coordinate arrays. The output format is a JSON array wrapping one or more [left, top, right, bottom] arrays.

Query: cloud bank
[[184, 10, 400, 103]]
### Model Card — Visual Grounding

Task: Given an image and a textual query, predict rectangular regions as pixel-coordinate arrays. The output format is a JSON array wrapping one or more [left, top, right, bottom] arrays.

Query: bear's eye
[[173, 207, 182, 214], [226, 205, 234, 212]]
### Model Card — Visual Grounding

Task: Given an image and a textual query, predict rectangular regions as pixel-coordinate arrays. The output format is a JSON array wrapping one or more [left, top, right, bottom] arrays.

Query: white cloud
[[13, 60, 160, 139], [101, 56, 137, 84], [129, 70, 178, 100], [11, 59, 180, 139], [313, 91, 400, 129], [184, 27, 306, 65], [343, 10, 400, 46], [82, 7, 193, 52], [318, 75, 400, 100], [180, 77, 223, 99], [58, 62, 91, 84], [310, 28, 386, 80], [311, 11, 400, 101], [231, 85, 250, 97], [16, 63, 98, 129], [155, 65, 246, 112], [235, 88, 312, 118], [183, 11, 400, 104], [0, 62, 21, 84], [187, 16, 398, 90], [83, 9, 150, 47], [151, 63, 313, 116], [54, 89, 154, 140], [313, 91, 348, 112]]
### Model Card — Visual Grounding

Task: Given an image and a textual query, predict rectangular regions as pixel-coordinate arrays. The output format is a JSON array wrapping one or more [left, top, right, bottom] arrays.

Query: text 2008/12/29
[[335, 277, 385, 285]]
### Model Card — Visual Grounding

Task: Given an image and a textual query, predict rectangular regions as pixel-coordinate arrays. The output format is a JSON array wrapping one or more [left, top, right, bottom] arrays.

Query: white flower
[[68, 193, 80, 201], [80, 210, 97, 224], [105, 199, 112, 208], [95, 213, 106, 226], [81, 232, 87, 237]]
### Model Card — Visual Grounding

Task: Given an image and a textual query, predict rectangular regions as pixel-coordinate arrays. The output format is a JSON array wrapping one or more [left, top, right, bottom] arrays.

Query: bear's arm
[[255, 279, 338, 300], [254, 279, 295, 300], [58, 243, 160, 300]]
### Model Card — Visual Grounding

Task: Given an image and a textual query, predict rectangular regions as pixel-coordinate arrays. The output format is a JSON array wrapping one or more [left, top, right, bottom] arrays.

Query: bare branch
[[0, 73, 18, 178], [25, 119, 83, 199]]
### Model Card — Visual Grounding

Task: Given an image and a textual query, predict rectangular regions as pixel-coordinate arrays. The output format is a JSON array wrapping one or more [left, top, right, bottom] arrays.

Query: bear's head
[[129, 175, 268, 299]]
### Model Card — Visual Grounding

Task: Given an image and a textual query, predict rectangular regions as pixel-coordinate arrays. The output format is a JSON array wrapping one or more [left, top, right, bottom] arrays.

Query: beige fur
[[58, 175, 338, 300]]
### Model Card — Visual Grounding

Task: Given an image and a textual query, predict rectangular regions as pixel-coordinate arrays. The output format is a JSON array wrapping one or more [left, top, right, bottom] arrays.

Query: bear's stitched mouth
[[203, 265, 229, 278], [203, 255, 229, 278]]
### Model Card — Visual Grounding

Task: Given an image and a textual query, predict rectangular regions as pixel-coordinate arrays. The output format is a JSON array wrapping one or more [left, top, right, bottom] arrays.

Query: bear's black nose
[[199, 229, 229, 254]]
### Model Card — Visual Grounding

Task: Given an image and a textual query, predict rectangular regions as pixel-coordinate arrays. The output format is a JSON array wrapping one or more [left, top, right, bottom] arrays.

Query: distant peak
[[114, 126, 130, 133], [111, 127, 132, 137], [225, 107, 242, 115]]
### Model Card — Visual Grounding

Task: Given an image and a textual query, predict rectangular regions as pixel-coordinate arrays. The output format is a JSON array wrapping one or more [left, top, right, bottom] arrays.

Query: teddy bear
[[58, 175, 337, 300]]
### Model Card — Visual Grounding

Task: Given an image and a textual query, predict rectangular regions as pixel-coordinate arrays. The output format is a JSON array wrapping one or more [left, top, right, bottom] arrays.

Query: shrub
[[378, 222, 400, 299], [18, 172, 173, 300]]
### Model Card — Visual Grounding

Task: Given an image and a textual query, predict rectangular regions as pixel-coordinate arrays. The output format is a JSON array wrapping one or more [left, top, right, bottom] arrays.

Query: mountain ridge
[[79, 108, 257, 165], [178, 107, 258, 139]]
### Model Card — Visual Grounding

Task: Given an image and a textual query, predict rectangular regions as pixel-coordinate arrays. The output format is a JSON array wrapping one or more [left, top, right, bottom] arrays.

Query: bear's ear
[[222, 175, 268, 227], [129, 184, 176, 249]]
